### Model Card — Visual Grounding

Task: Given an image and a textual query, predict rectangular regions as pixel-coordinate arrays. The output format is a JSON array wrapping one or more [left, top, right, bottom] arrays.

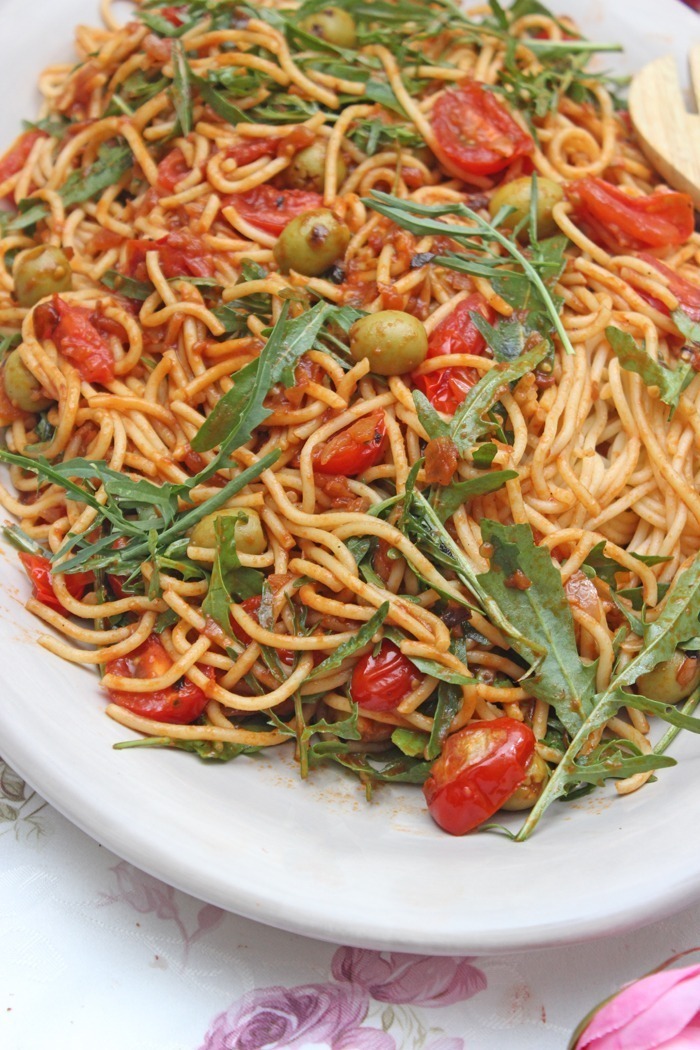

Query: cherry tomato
[[637, 253, 700, 322], [431, 81, 533, 178], [105, 634, 214, 724], [156, 148, 192, 193], [350, 640, 417, 712], [19, 552, 93, 613], [161, 5, 186, 25], [314, 411, 387, 476], [224, 184, 323, 234], [33, 295, 115, 384], [412, 295, 494, 415], [230, 593, 295, 666], [423, 717, 536, 835], [124, 229, 214, 282], [226, 138, 278, 166], [567, 177, 694, 250], [0, 130, 44, 200]]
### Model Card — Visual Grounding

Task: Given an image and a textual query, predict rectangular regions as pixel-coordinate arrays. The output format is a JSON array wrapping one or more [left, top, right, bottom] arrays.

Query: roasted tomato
[[19, 552, 93, 613], [124, 229, 214, 281], [161, 5, 187, 25], [226, 138, 279, 166], [637, 253, 700, 322], [224, 184, 323, 234], [412, 294, 493, 415], [423, 717, 536, 835], [105, 634, 213, 724], [33, 295, 115, 384], [230, 593, 295, 666], [313, 411, 387, 476], [431, 81, 533, 178], [350, 640, 418, 712], [0, 129, 44, 200], [156, 147, 192, 193], [567, 177, 694, 250]]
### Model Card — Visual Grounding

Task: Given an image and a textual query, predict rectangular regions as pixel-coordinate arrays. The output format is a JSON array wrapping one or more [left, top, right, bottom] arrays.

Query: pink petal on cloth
[[331, 948, 486, 1007], [424, 1038, 466, 1050], [334, 1026, 397, 1049], [577, 966, 700, 1050]]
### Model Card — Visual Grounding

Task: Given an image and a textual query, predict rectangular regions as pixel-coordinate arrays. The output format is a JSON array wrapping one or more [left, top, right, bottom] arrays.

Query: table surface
[[2, 753, 700, 1050]]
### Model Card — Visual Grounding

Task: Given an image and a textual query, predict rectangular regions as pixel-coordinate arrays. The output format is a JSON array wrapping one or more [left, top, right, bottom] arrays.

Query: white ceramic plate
[[1, 0, 699, 956]]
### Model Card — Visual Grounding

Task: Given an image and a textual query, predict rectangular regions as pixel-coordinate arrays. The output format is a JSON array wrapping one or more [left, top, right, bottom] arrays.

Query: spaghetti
[[0, 0, 699, 838]]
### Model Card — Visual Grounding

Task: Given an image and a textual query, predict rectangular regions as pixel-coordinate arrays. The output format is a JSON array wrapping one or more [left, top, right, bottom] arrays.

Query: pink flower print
[[425, 1040, 465, 1050], [331, 948, 487, 1007], [108, 861, 178, 920], [199, 982, 373, 1050]]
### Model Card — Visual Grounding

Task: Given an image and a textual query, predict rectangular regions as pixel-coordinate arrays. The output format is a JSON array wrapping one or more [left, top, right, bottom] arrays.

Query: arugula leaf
[[192, 300, 351, 454], [431, 469, 518, 522], [114, 736, 262, 760], [202, 513, 264, 635], [517, 553, 700, 839], [476, 520, 596, 735], [191, 69, 253, 125], [101, 270, 153, 301], [319, 749, 432, 785], [426, 682, 462, 760], [672, 308, 700, 345], [581, 540, 671, 587], [306, 602, 390, 681], [391, 727, 428, 757], [606, 326, 693, 416], [171, 40, 193, 135]]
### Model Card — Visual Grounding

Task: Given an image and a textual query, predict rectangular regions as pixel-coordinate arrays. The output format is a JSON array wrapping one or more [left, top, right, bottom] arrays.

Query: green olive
[[2, 348, 53, 412], [273, 208, 350, 276], [501, 752, 550, 812], [349, 310, 428, 376], [13, 245, 72, 308], [637, 650, 700, 705], [190, 508, 266, 555], [488, 176, 564, 241], [299, 6, 357, 47], [287, 141, 347, 192]]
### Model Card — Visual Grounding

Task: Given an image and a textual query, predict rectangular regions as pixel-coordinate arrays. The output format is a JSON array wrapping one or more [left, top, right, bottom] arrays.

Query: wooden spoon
[[629, 47, 700, 208]]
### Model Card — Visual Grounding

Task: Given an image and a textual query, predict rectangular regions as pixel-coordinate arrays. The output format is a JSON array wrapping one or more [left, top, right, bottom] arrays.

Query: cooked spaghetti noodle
[[1, 0, 699, 837]]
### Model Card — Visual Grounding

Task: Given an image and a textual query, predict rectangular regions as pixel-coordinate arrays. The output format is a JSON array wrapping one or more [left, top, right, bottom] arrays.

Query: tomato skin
[[638, 253, 700, 322], [567, 177, 694, 250], [230, 594, 295, 666], [225, 184, 323, 234], [423, 717, 536, 835], [161, 5, 186, 25], [226, 138, 278, 166], [314, 411, 387, 477], [412, 295, 493, 415], [124, 229, 214, 282], [350, 640, 417, 712], [33, 295, 115, 384], [105, 634, 213, 724], [19, 552, 93, 613], [156, 148, 191, 193], [0, 130, 44, 200], [431, 81, 533, 178]]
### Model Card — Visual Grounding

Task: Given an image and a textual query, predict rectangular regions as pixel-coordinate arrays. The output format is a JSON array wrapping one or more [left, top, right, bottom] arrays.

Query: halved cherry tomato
[[124, 229, 214, 282], [226, 138, 278, 166], [230, 593, 295, 666], [412, 295, 494, 415], [313, 411, 387, 476], [105, 634, 214, 724], [19, 552, 93, 613], [33, 295, 115, 384], [431, 81, 533, 178], [637, 253, 700, 322], [0, 130, 44, 200], [567, 177, 694, 250], [156, 148, 192, 193], [224, 184, 323, 234], [350, 640, 418, 712], [161, 5, 186, 25], [423, 717, 536, 835]]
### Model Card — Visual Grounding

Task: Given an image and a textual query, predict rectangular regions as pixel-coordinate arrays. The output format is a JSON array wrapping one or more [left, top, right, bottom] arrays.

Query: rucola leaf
[[605, 326, 693, 415]]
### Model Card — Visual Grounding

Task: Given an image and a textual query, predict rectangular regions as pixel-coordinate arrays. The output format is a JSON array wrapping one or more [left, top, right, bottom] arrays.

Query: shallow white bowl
[[1, 0, 699, 954]]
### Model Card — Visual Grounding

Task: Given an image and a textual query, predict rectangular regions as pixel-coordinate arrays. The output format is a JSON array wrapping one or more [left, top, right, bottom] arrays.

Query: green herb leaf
[[431, 469, 518, 522], [391, 727, 428, 757], [606, 325, 693, 416], [306, 601, 390, 681], [114, 736, 261, 760], [171, 40, 193, 135]]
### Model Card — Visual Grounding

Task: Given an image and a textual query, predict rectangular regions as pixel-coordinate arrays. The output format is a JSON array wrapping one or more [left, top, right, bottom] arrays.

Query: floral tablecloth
[[2, 755, 700, 1050]]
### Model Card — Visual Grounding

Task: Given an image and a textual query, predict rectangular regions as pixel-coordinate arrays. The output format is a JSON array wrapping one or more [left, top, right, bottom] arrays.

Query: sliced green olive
[[2, 348, 54, 412], [349, 310, 428, 376], [190, 507, 266, 555], [273, 208, 350, 276], [500, 752, 550, 812], [299, 6, 357, 47], [287, 141, 347, 192], [488, 176, 564, 241], [637, 650, 700, 705], [14, 245, 72, 308]]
